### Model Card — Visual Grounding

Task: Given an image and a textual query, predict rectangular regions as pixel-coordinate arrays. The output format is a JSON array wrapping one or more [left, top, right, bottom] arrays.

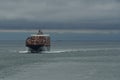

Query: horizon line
[[0, 29, 120, 34]]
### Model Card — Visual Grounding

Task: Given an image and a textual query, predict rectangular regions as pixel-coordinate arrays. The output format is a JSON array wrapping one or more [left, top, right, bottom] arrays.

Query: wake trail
[[18, 47, 120, 54]]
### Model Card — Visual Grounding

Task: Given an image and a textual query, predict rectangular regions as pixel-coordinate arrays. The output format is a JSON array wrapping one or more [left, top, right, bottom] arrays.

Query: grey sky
[[0, 0, 120, 29]]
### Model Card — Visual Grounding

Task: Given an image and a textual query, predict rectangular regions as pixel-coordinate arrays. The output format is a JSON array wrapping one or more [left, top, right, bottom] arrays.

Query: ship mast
[[37, 29, 43, 35]]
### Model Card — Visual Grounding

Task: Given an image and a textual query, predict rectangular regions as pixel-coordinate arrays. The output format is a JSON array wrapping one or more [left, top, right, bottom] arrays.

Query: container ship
[[26, 30, 50, 53]]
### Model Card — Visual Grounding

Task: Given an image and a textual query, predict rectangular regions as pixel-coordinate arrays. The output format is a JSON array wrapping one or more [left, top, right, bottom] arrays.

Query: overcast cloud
[[0, 0, 120, 29]]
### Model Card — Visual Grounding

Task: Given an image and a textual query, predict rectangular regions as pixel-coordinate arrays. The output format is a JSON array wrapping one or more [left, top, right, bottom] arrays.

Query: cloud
[[0, 0, 120, 29]]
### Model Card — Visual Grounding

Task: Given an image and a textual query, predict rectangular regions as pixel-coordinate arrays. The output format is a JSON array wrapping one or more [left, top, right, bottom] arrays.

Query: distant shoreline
[[0, 29, 120, 34]]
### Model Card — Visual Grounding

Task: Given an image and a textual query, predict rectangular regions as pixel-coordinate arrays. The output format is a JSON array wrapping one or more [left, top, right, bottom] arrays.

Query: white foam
[[42, 51, 66, 54], [19, 50, 29, 53], [18, 50, 67, 54]]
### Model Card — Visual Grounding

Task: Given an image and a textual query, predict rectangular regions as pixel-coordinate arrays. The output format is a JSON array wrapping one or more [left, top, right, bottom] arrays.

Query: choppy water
[[0, 40, 120, 80]]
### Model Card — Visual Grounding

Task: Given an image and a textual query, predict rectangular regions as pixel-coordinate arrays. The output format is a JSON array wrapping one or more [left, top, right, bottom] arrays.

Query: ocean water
[[0, 32, 120, 80]]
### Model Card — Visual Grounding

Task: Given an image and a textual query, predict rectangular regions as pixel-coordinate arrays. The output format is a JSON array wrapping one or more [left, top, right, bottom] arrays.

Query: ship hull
[[27, 45, 50, 53]]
